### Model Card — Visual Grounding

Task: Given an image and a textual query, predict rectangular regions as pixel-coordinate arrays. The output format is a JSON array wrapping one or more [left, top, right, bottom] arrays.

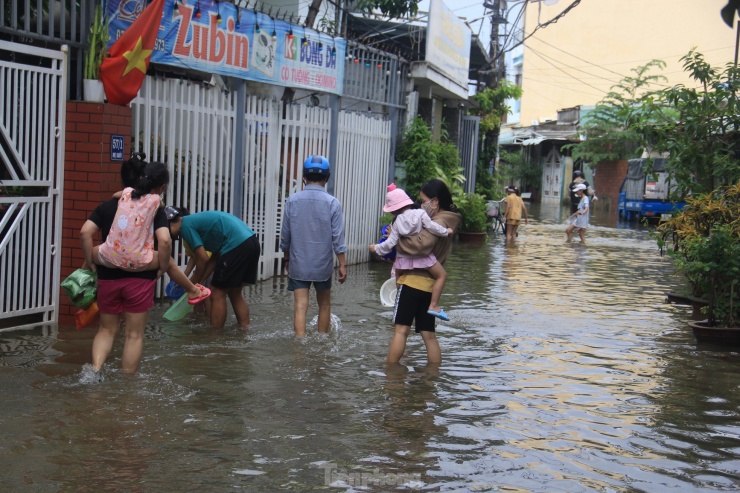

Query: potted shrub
[[456, 192, 488, 241], [657, 182, 740, 344], [83, 2, 109, 102]]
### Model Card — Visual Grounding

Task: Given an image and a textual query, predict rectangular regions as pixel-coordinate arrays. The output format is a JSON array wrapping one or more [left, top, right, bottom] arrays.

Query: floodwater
[[1, 204, 739, 492]]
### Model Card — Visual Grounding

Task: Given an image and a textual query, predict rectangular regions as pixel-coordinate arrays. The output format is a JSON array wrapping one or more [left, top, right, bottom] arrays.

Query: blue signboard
[[106, 0, 346, 95], [111, 134, 125, 161]]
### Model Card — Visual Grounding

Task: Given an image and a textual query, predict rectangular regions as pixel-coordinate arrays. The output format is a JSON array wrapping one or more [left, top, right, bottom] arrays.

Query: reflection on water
[[0, 205, 738, 492]]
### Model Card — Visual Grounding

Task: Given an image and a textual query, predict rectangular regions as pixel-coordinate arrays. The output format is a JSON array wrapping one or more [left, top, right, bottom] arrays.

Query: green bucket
[[163, 293, 193, 321]]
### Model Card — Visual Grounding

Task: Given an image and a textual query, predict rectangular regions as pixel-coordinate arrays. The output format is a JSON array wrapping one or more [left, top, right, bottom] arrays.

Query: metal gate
[[0, 41, 68, 331], [460, 115, 480, 194], [335, 111, 391, 265]]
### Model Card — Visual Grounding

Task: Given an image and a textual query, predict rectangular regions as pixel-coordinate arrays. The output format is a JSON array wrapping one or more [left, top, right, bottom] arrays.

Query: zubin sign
[[106, 0, 346, 95]]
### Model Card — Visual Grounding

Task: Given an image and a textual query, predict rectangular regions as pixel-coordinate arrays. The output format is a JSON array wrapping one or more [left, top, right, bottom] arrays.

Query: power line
[[497, 1, 527, 56], [529, 36, 629, 79], [521, 85, 567, 106], [522, 76, 608, 97], [528, 36, 734, 83], [358, 1, 488, 49], [479, 0, 583, 73], [524, 45, 609, 94], [525, 44, 622, 86]]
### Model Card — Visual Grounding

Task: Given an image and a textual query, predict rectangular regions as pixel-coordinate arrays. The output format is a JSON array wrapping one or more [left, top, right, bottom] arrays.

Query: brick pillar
[[59, 102, 131, 327], [593, 159, 629, 214]]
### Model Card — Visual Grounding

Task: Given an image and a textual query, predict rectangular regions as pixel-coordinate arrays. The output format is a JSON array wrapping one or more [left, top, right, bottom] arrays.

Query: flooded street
[[1, 204, 738, 492]]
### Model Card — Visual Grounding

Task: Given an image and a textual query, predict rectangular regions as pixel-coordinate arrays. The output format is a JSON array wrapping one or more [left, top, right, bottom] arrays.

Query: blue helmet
[[303, 155, 331, 177]]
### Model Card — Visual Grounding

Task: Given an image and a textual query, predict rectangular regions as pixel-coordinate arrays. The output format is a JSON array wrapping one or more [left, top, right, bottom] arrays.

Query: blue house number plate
[[111, 135, 124, 161]]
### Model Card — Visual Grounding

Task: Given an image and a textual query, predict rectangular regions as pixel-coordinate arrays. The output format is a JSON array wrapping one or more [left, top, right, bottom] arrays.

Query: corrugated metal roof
[[499, 129, 580, 146]]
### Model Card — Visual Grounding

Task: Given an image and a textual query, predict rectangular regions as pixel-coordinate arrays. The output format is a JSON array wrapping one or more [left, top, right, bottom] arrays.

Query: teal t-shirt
[[180, 211, 255, 255]]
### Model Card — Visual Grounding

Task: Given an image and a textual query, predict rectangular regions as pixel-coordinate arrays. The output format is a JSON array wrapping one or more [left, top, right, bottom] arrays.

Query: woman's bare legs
[[121, 311, 148, 373], [565, 224, 575, 241], [387, 324, 411, 363], [420, 331, 441, 364], [92, 313, 121, 371], [507, 223, 519, 242], [91, 310, 149, 373]]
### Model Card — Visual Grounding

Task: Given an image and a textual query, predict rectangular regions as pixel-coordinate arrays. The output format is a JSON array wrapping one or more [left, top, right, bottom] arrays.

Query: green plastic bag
[[61, 269, 98, 309]]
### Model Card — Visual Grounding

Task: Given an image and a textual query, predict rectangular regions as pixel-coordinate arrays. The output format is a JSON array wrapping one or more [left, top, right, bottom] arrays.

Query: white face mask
[[421, 200, 437, 215]]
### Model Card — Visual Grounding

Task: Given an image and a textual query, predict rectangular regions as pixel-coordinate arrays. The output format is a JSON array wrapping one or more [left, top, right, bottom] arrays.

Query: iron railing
[[1, 0, 93, 100]]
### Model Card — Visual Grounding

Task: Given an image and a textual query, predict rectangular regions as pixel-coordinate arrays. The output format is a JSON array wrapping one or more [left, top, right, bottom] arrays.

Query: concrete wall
[[520, 0, 733, 125]]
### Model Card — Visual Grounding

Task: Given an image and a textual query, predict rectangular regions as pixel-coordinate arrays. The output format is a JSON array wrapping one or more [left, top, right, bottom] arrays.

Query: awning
[[499, 128, 580, 146], [521, 136, 546, 146]]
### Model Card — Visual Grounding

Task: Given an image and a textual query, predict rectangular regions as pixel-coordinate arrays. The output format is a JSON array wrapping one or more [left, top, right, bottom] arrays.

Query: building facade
[[516, 0, 733, 126]]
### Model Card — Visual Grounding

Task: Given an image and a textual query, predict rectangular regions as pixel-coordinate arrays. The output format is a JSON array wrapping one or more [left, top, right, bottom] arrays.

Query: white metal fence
[[335, 111, 391, 265], [132, 78, 236, 214], [240, 100, 333, 280], [131, 76, 391, 284], [0, 41, 67, 331]]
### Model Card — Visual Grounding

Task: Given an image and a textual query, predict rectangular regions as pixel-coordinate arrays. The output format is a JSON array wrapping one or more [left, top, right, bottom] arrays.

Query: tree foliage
[[568, 52, 740, 198], [500, 148, 541, 192], [566, 60, 671, 165], [305, 0, 419, 28], [469, 82, 523, 200], [470, 81, 523, 134], [397, 117, 437, 199], [397, 117, 464, 201], [649, 51, 740, 196], [354, 0, 420, 19]]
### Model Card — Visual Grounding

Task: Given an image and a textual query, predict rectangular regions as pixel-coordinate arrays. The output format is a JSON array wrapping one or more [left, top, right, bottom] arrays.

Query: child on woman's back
[[369, 184, 453, 321], [92, 162, 170, 275]]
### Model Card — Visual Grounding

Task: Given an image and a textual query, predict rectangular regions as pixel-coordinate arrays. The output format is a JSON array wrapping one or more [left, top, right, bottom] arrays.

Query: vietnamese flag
[[100, 0, 166, 105]]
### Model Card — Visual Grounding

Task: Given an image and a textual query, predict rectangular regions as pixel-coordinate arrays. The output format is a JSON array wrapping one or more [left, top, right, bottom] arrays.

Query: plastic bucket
[[163, 293, 194, 321], [379, 278, 397, 307]]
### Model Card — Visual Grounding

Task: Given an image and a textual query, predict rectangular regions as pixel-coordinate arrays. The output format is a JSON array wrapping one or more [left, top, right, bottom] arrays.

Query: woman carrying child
[[385, 179, 461, 364], [370, 183, 453, 321], [91, 162, 171, 275]]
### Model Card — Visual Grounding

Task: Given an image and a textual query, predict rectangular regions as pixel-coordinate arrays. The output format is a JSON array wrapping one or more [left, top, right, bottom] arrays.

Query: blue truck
[[617, 158, 685, 222]]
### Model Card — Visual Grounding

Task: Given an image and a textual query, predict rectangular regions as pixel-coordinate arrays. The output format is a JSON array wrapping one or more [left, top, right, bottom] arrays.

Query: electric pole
[[482, 0, 506, 88]]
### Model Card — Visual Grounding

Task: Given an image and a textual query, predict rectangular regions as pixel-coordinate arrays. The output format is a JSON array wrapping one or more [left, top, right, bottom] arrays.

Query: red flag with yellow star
[[100, 0, 165, 105]]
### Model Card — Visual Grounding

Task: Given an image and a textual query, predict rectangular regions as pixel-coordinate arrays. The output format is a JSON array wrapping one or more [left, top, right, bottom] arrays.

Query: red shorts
[[97, 278, 156, 314]]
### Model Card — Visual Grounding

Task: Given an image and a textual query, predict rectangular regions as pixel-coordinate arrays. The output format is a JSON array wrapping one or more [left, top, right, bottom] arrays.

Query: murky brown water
[[0, 204, 738, 492]]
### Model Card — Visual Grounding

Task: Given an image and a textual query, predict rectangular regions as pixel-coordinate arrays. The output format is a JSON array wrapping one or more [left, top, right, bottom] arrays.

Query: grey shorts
[[287, 277, 332, 292]]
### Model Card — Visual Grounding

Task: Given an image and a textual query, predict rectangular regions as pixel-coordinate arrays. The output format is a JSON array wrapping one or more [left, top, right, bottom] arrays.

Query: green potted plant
[[83, 2, 109, 101], [657, 182, 740, 344], [456, 192, 488, 241]]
